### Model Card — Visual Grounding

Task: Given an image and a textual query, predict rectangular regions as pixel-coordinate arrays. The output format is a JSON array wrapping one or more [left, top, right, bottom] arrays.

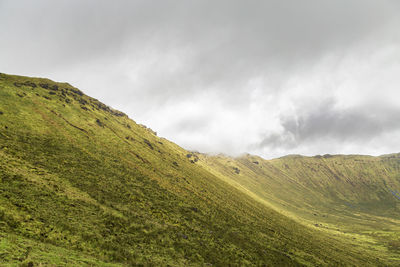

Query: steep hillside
[[0, 73, 397, 266], [199, 153, 400, 264]]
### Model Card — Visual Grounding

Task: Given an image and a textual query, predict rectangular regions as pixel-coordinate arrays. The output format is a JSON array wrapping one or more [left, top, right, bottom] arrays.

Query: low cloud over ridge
[[1, 0, 400, 158]]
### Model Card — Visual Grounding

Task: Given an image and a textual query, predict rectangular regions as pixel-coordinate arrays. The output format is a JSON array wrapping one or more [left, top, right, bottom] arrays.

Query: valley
[[0, 73, 399, 266]]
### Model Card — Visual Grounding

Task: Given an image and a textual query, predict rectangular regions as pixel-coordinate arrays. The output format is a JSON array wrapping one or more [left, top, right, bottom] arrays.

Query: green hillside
[[198, 153, 400, 264], [0, 73, 398, 265]]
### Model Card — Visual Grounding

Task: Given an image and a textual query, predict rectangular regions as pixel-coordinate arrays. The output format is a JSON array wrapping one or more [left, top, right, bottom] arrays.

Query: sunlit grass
[[198, 153, 400, 265], [0, 73, 398, 265]]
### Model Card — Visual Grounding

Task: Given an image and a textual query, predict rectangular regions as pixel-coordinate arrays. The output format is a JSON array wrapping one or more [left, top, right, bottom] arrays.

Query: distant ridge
[[0, 73, 399, 265]]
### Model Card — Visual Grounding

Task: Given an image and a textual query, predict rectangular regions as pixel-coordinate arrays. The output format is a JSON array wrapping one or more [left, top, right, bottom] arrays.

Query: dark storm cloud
[[1, 0, 400, 157], [258, 99, 400, 150]]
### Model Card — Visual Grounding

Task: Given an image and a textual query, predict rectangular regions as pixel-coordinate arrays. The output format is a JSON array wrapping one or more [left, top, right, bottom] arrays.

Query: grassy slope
[[0, 232, 121, 266], [0, 73, 395, 265], [198, 153, 400, 264]]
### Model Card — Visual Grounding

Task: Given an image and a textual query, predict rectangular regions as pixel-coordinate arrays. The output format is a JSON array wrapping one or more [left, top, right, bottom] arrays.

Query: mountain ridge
[[0, 73, 399, 265]]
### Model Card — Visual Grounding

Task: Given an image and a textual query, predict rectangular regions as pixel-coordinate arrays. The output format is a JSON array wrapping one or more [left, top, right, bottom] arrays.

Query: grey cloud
[[171, 116, 210, 133], [258, 99, 400, 150], [2, 1, 398, 89], [1, 0, 400, 157]]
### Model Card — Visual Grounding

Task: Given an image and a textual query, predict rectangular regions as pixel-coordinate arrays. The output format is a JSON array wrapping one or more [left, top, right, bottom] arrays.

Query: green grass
[[198, 153, 400, 265], [0, 73, 398, 265], [0, 232, 120, 266]]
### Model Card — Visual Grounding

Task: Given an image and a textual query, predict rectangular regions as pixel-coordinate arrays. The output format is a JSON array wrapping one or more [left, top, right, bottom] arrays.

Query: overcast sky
[[1, 0, 400, 158]]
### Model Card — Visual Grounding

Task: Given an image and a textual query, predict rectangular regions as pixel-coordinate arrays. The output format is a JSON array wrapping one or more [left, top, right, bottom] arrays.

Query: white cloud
[[1, 0, 400, 158]]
